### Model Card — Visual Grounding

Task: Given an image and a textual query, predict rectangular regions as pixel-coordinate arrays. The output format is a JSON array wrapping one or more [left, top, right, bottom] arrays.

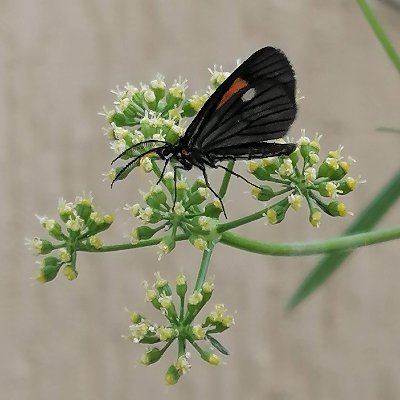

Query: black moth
[[112, 47, 297, 218]]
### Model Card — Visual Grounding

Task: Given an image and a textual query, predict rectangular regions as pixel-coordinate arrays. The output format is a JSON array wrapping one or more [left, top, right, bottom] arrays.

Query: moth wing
[[184, 47, 296, 151]]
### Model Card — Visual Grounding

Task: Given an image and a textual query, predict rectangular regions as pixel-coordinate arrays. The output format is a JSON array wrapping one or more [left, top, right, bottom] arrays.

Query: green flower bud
[[63, 265, 78, 281], [175, 180, 189, 202], [317, 181, 340, 199], [165, 124, 184, 144], [327, 201, 349, 217], [151, 83, 166, 103], [130, 226, 159, 244], [87, 213, 114, 234], [140, 117, 156, 138], [141, 347, 164, 366], [157, 326, 177, 341], [261, 157, 281, 175], [143, 88, 157, 110], [309, 208, 322, 227], [176, 274, 187, 298], [317, 158, 338, 178], [139, 207, 163, 224], [330, 160, 350, 180], [337, 176, 358, 195], [158, 236, 176, 259], [110, 112, 127, 127], [165, 364, 181, 385], [190, 177, 206, 192], [200, 351, 220, 366], [127, 310, 143, 324], [38, 217, 65, 241], [75, 197, 93, 221], [181, 99, 197, 117], [37, 257, 61, 283], [191, 324, 205, 340], [28, 237, 54, 255], [201, 279, 214, 302], [162, 171, 175, 193], [264, 198, 290, 225], [187, 187, 209, 206], [88, 235, 103, 249], [139, 334, 162, 345], [189, 237, 208, 251], [251, 185, 274, 201], [187, 290, 203, 315], [204, 199, 223, 218], [154, 272, 172, 296]]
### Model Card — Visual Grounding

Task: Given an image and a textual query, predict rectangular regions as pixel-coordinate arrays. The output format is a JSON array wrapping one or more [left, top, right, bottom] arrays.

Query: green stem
[[218, 160, 235, 198], [357, 0, 400, 73], [194, 241, 215, 291], [217, 209, 266, 233], [178, 336, 186, 357], [220, 225, 400, 256], [77, 233, 189, 252]]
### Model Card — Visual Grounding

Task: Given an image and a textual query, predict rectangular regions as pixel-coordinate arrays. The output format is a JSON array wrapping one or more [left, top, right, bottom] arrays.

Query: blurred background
[[1, 1, 399, 399]]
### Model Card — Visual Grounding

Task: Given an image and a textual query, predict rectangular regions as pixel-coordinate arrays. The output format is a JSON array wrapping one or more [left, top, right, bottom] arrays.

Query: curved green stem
[[357, 0, 400, 73], [194, 241, 216, 291], [220, 225, 400, 256], [77, 233, 189, 253], [217, 209, 265, 233]]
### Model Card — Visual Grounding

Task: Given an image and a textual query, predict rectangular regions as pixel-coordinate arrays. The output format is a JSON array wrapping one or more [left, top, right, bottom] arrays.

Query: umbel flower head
[[26, 195, 113, 282], [124, 272, 234, 385], [248, 130, 362, 227]]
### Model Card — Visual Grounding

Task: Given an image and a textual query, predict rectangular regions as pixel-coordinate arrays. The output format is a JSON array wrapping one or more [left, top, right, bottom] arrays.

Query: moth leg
[[200, 167, 228, 219], [156, 159, 170, 186], [216, 164, 261, 190]]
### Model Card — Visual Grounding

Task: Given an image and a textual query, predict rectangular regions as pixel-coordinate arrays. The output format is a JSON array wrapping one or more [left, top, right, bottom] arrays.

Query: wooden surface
[[1, 1, 400, 399]]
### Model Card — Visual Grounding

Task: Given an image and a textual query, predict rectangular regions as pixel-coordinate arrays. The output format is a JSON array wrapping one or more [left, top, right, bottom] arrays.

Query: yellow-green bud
[[158, 327, 176, 341], [75, 197, 93, 221], [327, 201, 348, 217], [190, 177, 207, 192], [317, 181, 340, 199], [338, 176, 357, 194], [40, 218, 65, 241], [264, 198, 289, 225], [28, 238, 54, 255], [37, 257, 61, 283], [251, 185, 274, 201], [88, 235, 103, 249], [144, 186, 167, 208], [127, 310, 142, 324], [188, 187, 209, 206], [201, 351, 220, 365], [165, 364, 181, 385], [192, 324, 205, 340], [130, 226, 158, 244], [141, 347, 163, 365], [318, 159, 338, 178], [158, 236, 176, 259], [330, 160, 350, 180], [176, 274, 187, 298], [204, 200, 223, 218], [63, 265, 78, 281], [309, 208, 322, 227], [190, 237, 208, 251]]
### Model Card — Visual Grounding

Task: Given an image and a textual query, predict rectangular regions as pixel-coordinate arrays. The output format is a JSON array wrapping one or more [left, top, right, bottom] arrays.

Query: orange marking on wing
[[216, 78, 248, 110]]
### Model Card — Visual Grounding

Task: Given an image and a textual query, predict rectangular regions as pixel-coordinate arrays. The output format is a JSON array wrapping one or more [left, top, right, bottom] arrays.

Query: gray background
[[1, 1, 400, 399]]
